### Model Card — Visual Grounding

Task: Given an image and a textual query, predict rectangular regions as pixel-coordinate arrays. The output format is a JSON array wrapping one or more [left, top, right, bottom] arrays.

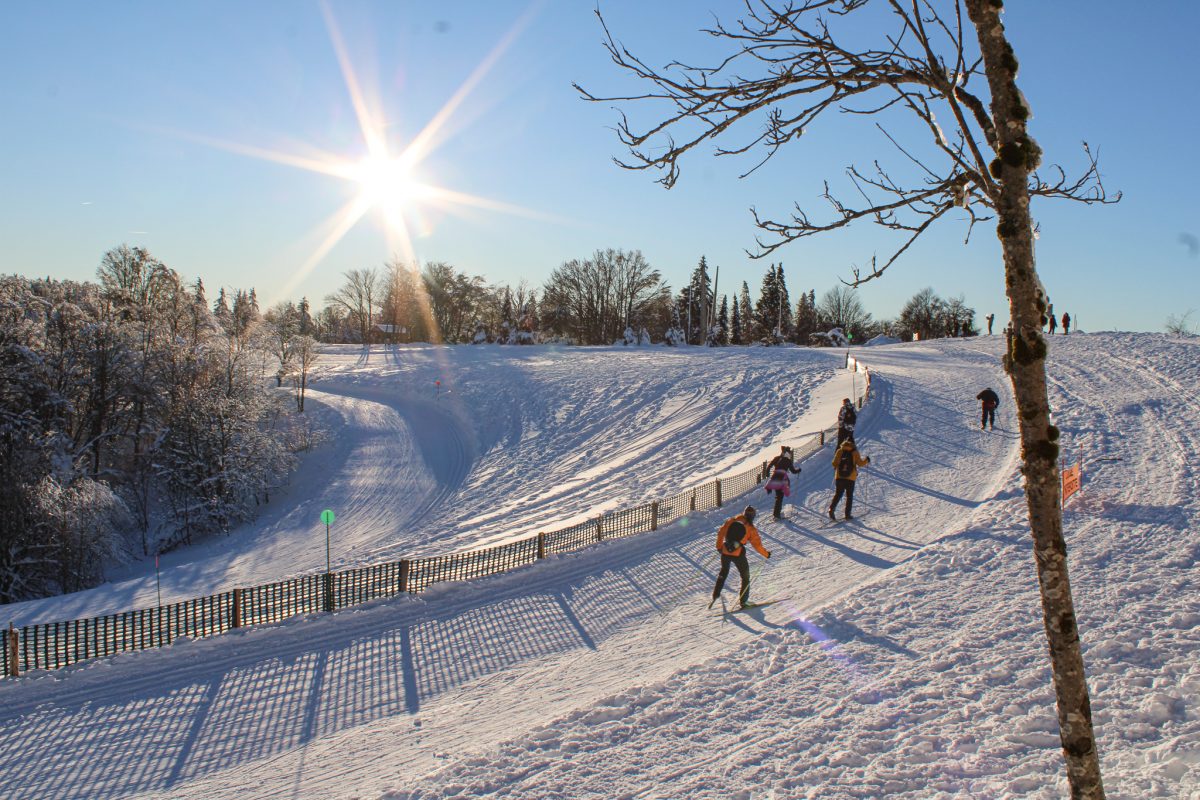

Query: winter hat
[[743, 506, 757, 522]]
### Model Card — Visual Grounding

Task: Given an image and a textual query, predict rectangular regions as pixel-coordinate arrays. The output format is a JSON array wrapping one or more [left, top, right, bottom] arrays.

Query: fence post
[[7, 623, 18, 678], [820, 430, 825, 446], [537, 532, 546, 560], [690, 489, 696, 512], [715, 478, 723, 507], [323, 572, 335, 613], [596, 515, 604, 542], [398, 560, 410, 594], [651, 501, 658, 531], [230, 588, 242, 629]]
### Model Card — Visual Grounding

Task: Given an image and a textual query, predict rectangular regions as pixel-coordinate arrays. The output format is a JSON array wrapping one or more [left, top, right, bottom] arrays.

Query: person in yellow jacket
[[709, 506, 771, 609], [829, 436, 870, 520]]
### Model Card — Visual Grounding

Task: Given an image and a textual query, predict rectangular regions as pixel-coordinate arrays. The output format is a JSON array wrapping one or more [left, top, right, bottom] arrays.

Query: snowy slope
[[0, 335, 1197, 800], [6, 344, 842, 624]]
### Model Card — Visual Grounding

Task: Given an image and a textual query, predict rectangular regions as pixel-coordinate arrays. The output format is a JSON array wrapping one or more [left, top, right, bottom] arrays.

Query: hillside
[[0, 334, 1196, 799]]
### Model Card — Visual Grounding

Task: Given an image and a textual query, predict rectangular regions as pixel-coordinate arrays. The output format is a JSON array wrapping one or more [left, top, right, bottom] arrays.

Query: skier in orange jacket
[[710, 506, 771, 609]]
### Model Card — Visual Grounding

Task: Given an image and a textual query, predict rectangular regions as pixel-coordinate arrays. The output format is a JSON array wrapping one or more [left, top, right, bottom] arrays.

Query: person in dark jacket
[[1062, 312, 1071, 334], [709, 506, 770, 609], [977, 387, 1000, 430], [836, 398, 857, 445], [764, 445, 801, 519], [1048, 313, 1057, 334], [828, 437, 870, 520]]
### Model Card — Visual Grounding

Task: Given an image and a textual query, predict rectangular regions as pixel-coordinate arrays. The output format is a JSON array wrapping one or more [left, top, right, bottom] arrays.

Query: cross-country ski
[[711, 598, 788, 616]]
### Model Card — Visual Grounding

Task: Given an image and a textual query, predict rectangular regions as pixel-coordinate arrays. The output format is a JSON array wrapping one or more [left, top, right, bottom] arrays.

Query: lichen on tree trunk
[[964, 1, 1106, 797]]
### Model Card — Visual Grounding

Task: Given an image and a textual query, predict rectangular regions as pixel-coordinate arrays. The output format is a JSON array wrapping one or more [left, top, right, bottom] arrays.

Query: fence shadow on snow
[[2, 363, 873, 679], [0, 367, 880, 799]]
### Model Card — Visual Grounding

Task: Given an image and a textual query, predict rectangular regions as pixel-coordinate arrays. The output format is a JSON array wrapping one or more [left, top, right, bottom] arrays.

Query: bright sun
[[352, 155, 422, 211], [185, 1, 554, 303]]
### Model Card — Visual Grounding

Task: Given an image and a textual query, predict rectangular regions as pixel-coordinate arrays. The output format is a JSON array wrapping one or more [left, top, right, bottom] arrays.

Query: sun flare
[[177, 0, 560, 311], [351, 155, 424, 211]]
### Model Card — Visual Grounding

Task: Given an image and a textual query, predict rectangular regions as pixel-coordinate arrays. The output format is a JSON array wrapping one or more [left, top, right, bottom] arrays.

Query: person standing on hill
[[709, 506, 770, 609], [764, 445, 801, 519], [1048, 312, 1057, 334], [986, 313, 995, 335], [829, 437, 870, 521], [836, 397, 857, 446], [1062, 312, 1071, 334], [977, 387, 1000, 430]]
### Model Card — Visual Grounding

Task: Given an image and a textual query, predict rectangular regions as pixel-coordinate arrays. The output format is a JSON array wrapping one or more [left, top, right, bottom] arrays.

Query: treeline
[[317, 251, 978, 346], [0, 246, 318, 601], [0, 243, 977, 601]]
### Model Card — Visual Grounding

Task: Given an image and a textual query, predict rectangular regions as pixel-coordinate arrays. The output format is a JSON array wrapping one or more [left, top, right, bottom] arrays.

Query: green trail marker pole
[[321, 509, 335, 573], [320, 509, 336, 612]]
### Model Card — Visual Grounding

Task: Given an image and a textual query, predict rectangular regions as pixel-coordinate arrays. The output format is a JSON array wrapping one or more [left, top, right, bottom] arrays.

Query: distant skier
[[764, 445, 801, 519], [836, 398, 857, 446], [828, 437, 870, 521], [1048, 312, 1057, 334], [709, 506, 770, 609], [986, 313, 995, 335], [1062, 312, 1071, 335], [977, 387, 1000, 430]]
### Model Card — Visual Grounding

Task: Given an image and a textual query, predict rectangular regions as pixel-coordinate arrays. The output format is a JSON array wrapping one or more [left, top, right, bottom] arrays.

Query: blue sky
[[1, 1, 1196, 332]]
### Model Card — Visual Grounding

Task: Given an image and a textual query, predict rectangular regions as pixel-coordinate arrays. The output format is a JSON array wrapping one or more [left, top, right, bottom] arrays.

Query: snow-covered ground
[[0, 334, 1197, 799]]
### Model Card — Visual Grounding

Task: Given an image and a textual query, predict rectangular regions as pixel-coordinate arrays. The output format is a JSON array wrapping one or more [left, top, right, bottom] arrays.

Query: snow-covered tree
[[288, 335, 319, 412], [738, 282, 755, 342], [472, 319, 489, 344], [663, 304, 685, 346], [713, 295, 729, 346]]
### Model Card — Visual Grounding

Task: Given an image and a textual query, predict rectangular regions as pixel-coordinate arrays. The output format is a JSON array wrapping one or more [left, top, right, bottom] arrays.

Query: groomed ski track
[[2, 335, 1197, 799]]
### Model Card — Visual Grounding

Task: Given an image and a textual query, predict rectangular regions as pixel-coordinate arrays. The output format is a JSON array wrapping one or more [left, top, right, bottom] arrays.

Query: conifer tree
[[739, 282, 755, 342], [717, 295, 729, 345], [730, 296, 742, 345], [793, 288, 818, 345]]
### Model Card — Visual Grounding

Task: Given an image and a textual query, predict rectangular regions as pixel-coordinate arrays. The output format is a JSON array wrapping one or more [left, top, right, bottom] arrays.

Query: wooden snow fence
[[3, 363, 872, 678]]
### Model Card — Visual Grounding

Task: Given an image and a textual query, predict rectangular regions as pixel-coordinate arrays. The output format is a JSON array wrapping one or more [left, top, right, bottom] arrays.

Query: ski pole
[[662, 551, 719, 613]]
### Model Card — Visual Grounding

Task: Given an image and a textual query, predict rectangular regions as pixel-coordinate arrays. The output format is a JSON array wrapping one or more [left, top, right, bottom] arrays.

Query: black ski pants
[[713, 552, 751, 606], [772, 489, 785, 519], [981, 404, 996, 429], [830, 478, 856, 518], [836, 427, 853, 446]]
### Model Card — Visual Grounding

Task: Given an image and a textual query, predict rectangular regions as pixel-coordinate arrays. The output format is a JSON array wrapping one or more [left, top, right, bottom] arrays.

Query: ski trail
[[0, 342, 1024, 800], [306, 379, 476, 560]]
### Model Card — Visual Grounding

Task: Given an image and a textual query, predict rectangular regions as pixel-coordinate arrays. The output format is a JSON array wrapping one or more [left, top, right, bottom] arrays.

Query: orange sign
[[1062, 462, 1081, 505]]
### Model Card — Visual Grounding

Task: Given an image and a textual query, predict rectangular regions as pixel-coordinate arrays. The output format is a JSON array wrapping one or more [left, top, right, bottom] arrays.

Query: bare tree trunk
[[966, 3, 1105, 797]]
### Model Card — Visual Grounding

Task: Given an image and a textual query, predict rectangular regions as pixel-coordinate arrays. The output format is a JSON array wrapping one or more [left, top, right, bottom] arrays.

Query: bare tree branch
[[583, 2, 1119, 795], [577, 0, 1114, 279]]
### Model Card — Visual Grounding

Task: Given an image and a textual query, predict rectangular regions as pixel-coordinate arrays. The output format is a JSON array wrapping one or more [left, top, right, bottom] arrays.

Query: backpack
[[723, 519, 747, 551], [837, 447, 855, 479], [841, 405, 857, 427]]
